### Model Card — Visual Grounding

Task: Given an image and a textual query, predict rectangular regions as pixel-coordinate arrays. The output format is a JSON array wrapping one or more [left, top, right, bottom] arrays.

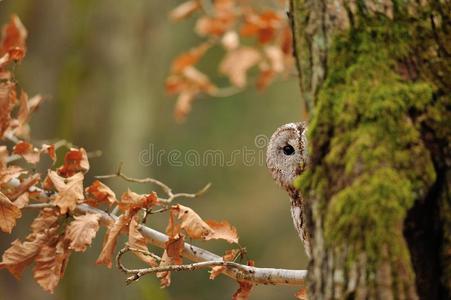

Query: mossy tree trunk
[[289, 1, 450, 299]]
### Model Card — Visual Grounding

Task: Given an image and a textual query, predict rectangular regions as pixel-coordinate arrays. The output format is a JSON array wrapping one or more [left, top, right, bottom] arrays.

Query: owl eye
[[282, 145, 295, 155]]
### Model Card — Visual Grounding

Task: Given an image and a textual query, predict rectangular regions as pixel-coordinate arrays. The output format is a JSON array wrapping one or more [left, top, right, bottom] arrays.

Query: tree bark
[[289, 1, 450, 299]]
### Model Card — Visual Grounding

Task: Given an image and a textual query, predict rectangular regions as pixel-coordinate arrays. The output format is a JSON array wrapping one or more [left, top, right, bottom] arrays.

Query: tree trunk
[[289, 1, 450, 299]]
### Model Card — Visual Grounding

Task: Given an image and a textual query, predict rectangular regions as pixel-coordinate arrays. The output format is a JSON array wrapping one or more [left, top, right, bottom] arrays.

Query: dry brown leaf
[[57, 148, 89, 177], [33, 238, 71, 294], [219, 47, 261, 88], [295, 287, 308, 300], [171, 43, 210, 73], [169, 0, 201, 21], [0, 231, 50, 278], [0, 80, 15, 139], [232, 280, 254, 300], [1, 15, 27, 56], [41, 144, 56, 162], [118, 190, 158, 212], [64, 213, 100, 252], [239, 10, 282, 44], [0, 162, 26, 184], [174, 90, 196, 122], [0, 191, 21, 233], [96, 214, 130, 268], [13, 191, 29, 209], [256, 68, 275, 90], [157, 235, 184, 287], [30, 208, 60, 233], [264, 45, 284, 73], [195, 11, 235, 37], [17, 92, 42, 129], [209, 249, 240, 279], [13, 141, 40, 164], [221, 31, 239, 50], [172, 204, 214, 240], [205, 220, 239, 244], [128, 216, 158, 267], [85, 180, 117, 207], [48, 171, 84, 214]]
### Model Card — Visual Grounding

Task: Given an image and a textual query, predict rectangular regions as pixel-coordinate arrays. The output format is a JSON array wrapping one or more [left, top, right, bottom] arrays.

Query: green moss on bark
[[295, 14, 438, 276]]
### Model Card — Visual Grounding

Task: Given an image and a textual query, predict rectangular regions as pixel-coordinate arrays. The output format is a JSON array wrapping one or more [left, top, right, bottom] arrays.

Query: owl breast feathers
[[266, 122, 311, 257]]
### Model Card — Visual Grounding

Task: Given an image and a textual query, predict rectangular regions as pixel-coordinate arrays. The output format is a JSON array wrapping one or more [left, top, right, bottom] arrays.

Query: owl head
[[266, 122, 307, 191]]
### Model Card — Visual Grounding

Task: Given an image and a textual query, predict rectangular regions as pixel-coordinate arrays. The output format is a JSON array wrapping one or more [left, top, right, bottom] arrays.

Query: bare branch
[[95, 163, 211, 204], [9, 178, 307, 286]]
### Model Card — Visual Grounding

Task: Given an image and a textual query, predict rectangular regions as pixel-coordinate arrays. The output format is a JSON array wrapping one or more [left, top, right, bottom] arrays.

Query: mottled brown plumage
[[266, 122, 311, 257]]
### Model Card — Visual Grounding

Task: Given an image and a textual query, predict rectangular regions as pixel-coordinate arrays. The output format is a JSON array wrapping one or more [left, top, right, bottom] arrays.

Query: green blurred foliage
[[0, 0, 308, 299]]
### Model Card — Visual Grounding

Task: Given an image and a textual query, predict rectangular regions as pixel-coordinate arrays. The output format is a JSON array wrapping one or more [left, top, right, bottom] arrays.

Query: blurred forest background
[[0, 0, 307, 299]]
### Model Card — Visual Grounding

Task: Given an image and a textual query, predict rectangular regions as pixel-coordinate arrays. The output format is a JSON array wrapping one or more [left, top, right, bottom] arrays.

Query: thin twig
[[7, 178, 307, 286], [96, 163, 211, 204]]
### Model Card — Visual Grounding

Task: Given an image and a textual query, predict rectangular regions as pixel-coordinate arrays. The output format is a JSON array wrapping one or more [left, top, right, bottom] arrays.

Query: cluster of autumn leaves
[[0, 15, 254, 298], [166, 0, 294, 121]]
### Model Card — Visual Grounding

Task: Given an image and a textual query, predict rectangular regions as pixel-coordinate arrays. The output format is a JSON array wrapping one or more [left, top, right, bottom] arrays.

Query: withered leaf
[[295, 288, 307, 300], [85, 180, 117, 207], [169, 0, 201, 21], [172, 204, 214, 240], [57, 148, 89, 177], [205, 220, 239, 244], [13, 141, 40, 164], [1, 15, 27, 59], [13, 191, 29, 209], [30, 208, 60, 233], [33, 238, 71, 294], [219, 47, 261, 88], [157, 235, 184, 288], [41, 144, 56, 162], [96, 214, 130, 268], [0, 80, 17, 139], [0, 232, 50, 278], [0, 191, 21, 233], [64, 213, 100, 252], [48, 171, 84, 214], [118, 190, 158, 212], [128, 216, 157, 267], [209, 249, 240, 279], [171, 43, 210, 73], [232, 280, 254, 300]]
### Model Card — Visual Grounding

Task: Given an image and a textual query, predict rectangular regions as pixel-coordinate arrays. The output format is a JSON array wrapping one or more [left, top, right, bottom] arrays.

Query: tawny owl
[[266, 122, 311, 257]]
